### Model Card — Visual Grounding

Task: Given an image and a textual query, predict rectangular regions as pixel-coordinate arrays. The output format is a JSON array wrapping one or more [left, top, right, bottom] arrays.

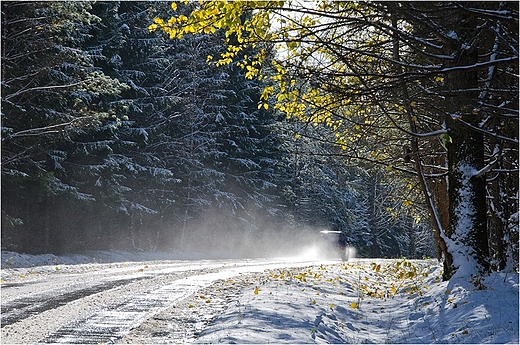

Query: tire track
[[37, 261, 315, 344], [1, 267, 221, 344], [1, 259, 315, 344], [1, 276, 147, 327]]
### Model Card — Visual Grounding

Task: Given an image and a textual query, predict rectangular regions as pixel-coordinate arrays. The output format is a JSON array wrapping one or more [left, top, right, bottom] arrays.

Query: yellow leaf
[[206, 299, 211, 303], [184, 25, 196, 34], [153, 17, 165, 26], [171, 2, 177, 11], [203, 26, 216, 34], [254, 287, 261, 295], [350, 302, 357, 309], [168, 28, 179, 39]]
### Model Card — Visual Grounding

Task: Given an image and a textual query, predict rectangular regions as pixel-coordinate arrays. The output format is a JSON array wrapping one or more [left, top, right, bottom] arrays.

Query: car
[[318, 230, 349, 261]]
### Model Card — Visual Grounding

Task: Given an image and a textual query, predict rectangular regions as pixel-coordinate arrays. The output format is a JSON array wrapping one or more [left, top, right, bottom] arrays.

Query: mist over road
[[1, 257, 321, 344]]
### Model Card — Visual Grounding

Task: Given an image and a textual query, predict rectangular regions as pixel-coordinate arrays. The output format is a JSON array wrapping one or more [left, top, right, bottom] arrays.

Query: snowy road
[[1, 258, 319, 344], [2, 253, 518, 344]]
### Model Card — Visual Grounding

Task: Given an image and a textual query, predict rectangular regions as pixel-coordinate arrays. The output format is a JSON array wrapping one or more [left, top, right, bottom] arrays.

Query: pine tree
[[1, 1, 126, 253]]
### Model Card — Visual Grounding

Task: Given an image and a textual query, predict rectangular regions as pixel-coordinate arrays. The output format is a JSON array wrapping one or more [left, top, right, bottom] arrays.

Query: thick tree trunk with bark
[[444, 10, 490, 277]]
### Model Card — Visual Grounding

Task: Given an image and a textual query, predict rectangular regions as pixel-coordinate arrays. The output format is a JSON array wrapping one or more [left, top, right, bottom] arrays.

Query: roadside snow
[[194, 261, 518, 344], [1, 250, 212, 270]]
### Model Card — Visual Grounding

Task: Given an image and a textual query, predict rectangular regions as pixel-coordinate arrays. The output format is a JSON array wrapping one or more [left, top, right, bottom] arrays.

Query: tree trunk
[[368, 175, 380, 257], [390, 12, 452, 275], [444, 10, 489, 277]]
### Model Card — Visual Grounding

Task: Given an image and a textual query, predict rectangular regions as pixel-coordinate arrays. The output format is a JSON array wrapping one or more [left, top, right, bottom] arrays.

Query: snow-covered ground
[[1, 250, 518, 344], [192, 261, 518, 344]]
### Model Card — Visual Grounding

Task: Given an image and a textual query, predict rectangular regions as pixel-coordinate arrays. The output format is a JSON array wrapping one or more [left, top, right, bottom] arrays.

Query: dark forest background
[[1, 1, 475, 259]]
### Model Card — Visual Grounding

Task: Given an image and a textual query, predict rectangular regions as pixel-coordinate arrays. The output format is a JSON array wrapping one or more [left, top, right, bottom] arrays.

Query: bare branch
[[4, 116, 92, 140]]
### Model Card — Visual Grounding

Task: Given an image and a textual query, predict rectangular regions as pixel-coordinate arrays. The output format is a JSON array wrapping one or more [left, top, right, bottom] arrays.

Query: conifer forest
[[2, 1, 518, 278]]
